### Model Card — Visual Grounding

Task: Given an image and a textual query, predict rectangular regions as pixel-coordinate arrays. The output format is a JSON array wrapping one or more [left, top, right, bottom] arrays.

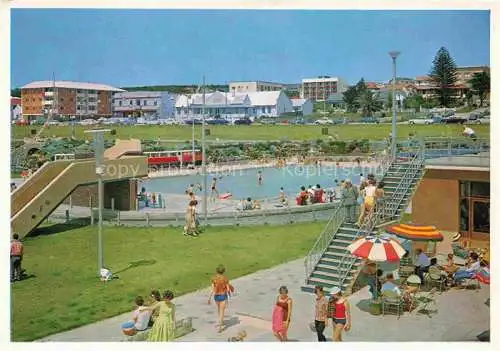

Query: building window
[[143, 100, 147, 106], [88, 105, 96, 111], [154, 101, 158, 106], [129, 100, 133, 106], [459, 181, 490, 236], [119, 101, 122, 106], [136, 99, 141, 106]]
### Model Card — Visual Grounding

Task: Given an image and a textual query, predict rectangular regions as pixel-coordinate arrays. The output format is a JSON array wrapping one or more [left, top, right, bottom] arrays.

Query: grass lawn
[[11, 124, 489, 142], [11, 221, 324, 341]]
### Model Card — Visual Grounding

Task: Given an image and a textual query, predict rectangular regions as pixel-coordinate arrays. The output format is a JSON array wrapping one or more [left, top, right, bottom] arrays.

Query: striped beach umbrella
[[347, 235, 406, 262]]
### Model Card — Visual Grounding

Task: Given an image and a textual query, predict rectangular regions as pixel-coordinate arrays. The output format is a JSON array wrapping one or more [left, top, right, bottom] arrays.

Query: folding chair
[[404, 274, 421, 313], [381, 290, 405, 319], [417, 287, 437, 317], [425, 266, 446, 293]]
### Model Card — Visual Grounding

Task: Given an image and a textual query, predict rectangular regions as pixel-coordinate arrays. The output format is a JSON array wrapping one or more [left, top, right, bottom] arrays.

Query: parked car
[[408, 117, 434, 125], [147, 119, 160, 125], [234, 118, 252, 125], [159, 119, 178, 125], [313, 118, 333, 125], [359, 116, 380, 124], [443, 116, 466, 124], [469, 115, 490, 124], [184, 119, 202, 125], [207, 118, 229, 125], [260, 119, 278, 125], [432, 116, 444, 124], [80, 119, 98, 126]]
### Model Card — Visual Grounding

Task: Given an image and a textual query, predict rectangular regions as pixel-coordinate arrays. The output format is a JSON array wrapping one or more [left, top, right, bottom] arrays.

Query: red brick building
[[21, 81, 124, 120]]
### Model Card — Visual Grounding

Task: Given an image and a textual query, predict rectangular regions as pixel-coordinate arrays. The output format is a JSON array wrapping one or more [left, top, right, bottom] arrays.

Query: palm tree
[[357, 90, 383, 116], [468, 71, 490, 107]]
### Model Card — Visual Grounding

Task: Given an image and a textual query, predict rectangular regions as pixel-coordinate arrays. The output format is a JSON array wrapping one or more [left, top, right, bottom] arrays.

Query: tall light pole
[[389, 51, 400, 158], [201, 76, 208, 221], [84, 129, 110, 276]]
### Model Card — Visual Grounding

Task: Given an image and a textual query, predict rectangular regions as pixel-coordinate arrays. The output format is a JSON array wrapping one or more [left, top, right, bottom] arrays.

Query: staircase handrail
[[303, 150, 395, 283], [304, 198, 346, 282], [335, 145, 424, 289]]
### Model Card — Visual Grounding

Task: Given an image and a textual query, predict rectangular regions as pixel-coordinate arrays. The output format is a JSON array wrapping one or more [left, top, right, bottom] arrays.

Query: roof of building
[[11, 97, 22, 105], [21, 80, 125, 92], [302, 77, 341, 83], [229, 80, 284, 86], [291, 98, 310, 107], [114, 91, 174, 98], [456, 66, 490, 71], [415, 75, 433, 81], [176, 91, 283, 108]]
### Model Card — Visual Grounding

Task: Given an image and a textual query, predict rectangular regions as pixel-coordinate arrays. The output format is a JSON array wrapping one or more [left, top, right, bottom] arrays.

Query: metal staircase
[[301, 145, 425, 294]]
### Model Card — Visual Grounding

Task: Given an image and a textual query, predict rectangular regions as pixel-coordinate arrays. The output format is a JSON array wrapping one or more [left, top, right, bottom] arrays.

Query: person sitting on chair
[[454, 252, 480, 284], [414, 249, 431, 283]]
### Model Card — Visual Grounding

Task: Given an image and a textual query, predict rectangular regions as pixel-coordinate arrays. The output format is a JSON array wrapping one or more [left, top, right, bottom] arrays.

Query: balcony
[[44, 91, 54, 97], [43, 100, 54, 105]]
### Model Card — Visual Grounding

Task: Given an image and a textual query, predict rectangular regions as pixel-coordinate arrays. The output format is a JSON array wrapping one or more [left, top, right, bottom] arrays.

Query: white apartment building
[[229, 81, 285, 93], [301, 76, 349, 101]]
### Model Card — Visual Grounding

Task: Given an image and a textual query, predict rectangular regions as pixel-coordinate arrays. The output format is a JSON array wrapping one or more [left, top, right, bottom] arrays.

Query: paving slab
[[39, 257, 489, 342]]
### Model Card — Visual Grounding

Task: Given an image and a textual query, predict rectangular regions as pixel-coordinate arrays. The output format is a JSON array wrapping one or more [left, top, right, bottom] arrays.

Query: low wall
[[48, 201, 339, 227]]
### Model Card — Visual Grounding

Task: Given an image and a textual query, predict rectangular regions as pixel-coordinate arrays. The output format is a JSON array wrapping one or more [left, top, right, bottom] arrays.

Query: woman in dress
[[329, 287, 351, 342], [208, 264, 234, 333], [147, 290, 176, 342], [183, 200, 198, 236], [272, 286, 293, 341]]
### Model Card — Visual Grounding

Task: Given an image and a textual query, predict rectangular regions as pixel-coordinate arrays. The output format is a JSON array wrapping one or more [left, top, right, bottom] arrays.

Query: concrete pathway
[[39, 258, 489, 342]]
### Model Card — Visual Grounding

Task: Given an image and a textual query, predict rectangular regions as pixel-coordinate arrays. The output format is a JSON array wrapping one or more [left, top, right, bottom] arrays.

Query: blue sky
[[11, 9, 490, 88]]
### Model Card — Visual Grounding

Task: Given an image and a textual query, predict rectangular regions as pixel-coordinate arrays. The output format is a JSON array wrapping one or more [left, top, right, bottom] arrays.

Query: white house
[[175, 91, 293, 121], [291, 98, 313, 116]]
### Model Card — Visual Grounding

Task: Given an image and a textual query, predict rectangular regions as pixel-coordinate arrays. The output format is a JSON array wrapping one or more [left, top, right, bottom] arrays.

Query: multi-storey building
[[20, 81, 123, 120], [301, 76, 348, 101], [229, 81, 285, 93], [112, 91, 177, 119]]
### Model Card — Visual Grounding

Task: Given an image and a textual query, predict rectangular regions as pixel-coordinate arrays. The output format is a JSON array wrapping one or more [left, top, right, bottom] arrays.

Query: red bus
[[144, 149, 203, 167]]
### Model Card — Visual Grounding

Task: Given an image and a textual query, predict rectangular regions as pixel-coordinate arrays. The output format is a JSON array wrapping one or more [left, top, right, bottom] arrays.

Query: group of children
[[296, 184, 326, 206]]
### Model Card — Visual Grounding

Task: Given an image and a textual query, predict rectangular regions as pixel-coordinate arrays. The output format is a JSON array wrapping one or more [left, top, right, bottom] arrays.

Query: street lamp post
[[201, 76, 208, 221], [84, 129, 110, 276], [389, 51, 400, 158]]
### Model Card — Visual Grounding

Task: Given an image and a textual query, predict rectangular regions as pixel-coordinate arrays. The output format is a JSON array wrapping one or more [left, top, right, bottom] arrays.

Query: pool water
[[141, 164, 384, 200]]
